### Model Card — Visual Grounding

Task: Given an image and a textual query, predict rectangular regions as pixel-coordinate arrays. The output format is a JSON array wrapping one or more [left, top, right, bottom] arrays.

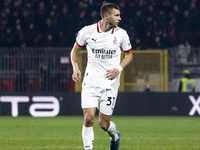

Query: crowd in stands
[[0, 0, 200, 49]]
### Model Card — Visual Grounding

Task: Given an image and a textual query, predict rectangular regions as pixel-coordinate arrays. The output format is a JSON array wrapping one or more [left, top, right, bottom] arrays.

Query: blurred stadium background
[[1, 1, 200, 149], [0, 0, 200, 93]]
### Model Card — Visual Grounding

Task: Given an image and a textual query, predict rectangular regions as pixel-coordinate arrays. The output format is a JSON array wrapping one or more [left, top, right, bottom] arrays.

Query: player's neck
[[99, 20, 112, 32]]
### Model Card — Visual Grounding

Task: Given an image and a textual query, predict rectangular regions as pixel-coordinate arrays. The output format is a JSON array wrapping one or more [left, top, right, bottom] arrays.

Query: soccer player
[[71, 3, 133, 150]]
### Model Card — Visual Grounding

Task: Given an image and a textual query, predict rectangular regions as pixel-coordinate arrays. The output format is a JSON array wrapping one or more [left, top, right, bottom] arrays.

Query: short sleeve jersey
[[76, 22, 132, 89]]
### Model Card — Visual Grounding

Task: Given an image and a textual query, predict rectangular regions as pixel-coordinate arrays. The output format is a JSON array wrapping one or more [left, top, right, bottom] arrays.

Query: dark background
[[0, 92, 199, 116]]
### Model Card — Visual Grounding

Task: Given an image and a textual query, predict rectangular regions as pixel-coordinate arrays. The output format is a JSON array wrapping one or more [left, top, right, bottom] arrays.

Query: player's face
[[108, 9, 121, 27]]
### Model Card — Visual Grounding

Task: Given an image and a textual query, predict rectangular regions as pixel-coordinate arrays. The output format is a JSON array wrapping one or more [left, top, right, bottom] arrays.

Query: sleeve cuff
[[123, 48, 132, 52], [76, 39, 84, 47]]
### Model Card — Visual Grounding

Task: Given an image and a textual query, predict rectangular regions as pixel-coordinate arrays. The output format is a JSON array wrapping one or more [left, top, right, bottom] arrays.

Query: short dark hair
[[100, 3, 120, 18]]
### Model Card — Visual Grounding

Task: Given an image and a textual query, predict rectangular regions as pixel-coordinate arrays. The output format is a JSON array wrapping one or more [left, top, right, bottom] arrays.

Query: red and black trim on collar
[[97, 22, 100, 33], [111, 28, 114, 34]]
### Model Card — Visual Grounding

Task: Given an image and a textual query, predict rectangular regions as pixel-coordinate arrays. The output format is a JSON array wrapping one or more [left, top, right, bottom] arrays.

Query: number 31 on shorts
[[106, 97, 115, 106]]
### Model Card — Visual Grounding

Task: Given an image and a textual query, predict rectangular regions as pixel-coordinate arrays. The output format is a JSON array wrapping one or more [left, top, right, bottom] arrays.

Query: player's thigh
[[81, 86, 99, 108], [83, 108, 96, 119], [98, 88, 118, 116]]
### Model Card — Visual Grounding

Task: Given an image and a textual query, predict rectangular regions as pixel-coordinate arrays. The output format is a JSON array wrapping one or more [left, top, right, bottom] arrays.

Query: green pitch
[[0, 116, 200, 150]]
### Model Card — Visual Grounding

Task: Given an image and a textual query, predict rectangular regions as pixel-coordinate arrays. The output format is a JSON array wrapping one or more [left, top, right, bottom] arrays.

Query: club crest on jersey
[[113, 37, 117, 44]]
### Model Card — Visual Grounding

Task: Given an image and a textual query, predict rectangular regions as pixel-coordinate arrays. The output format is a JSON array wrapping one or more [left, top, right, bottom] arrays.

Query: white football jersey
[[76, 22, 132, 89]]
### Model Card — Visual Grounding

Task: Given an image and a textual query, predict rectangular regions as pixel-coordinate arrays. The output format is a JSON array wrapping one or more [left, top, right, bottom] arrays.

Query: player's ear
[[104, 13, 109, 20]]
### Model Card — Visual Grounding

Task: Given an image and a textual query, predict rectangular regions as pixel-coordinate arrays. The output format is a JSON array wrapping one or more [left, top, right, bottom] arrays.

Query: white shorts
[[81, 85, 118, 115]]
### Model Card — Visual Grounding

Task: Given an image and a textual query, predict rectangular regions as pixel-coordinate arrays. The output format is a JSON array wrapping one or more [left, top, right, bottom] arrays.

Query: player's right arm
[[70, 42, 82, 83]]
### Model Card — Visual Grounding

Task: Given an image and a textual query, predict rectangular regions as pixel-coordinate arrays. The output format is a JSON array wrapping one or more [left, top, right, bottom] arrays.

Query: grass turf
[[0, 116, 200, 150]]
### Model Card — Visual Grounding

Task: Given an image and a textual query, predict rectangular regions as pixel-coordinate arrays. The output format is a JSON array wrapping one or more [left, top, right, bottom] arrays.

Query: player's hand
[[106, 68, 120, 80], [72, 69, 81, 83]]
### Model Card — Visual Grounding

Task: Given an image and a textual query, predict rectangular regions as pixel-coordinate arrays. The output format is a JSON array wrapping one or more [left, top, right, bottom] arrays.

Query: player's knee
[[84, 115, 94, 126], [98, 120, 109, 131]]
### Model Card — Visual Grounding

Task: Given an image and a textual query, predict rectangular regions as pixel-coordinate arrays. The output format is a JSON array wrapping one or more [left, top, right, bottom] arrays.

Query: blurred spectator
[[144, 31, 154, 48], [134, 38, 145, 50], [160, 30, 173, 48], [40, 61, 50, 91], [144, 84, 151, 92], [179, 10, 194, 44], [134, 11, 145, 39], [14, 24, 26, 47], [15, 68, 27, 92], [25, 23, 37, 46], [4, 27, 14, 47], [44, 34, 55, 47]]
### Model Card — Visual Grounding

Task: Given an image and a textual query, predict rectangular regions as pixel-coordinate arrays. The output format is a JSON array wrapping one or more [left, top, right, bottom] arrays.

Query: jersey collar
[[97, 21, 114, 34]]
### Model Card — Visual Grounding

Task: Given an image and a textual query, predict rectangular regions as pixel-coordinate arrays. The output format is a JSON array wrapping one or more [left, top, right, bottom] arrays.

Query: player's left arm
[[107, 50, 133, 80], [119, 50, 133, 70]]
